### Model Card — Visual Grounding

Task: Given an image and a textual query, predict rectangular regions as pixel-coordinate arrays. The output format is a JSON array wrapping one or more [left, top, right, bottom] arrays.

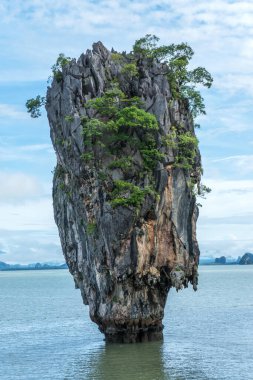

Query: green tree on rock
[[133, 34, 213, 119]]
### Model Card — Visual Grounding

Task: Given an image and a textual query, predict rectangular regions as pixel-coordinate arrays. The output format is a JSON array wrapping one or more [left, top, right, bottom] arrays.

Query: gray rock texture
[[46, 42, 201, 343]]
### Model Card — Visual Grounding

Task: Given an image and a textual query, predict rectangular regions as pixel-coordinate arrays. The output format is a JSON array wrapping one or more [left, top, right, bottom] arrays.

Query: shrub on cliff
[[133, 34, 213, 120], [26, 36, 212, 124], [26, 36, 212, 203]]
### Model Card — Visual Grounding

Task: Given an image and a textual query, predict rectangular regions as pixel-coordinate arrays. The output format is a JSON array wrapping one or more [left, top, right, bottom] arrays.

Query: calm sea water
[[0, 266, 252, 380]]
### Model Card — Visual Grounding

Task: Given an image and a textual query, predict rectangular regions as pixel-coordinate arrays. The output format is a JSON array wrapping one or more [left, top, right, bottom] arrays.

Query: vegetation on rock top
[[26, 35, 212, 208], [133, 34, 213, 120]]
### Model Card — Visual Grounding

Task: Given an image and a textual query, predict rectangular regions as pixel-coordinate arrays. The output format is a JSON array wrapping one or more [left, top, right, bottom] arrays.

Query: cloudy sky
[[0, 0, 252, 263]]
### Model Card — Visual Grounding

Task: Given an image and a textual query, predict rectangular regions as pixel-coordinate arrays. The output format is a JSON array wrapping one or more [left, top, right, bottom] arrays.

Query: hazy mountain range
[[0, 261, 68, 271], [1, 253, 252, 271], [199, 253, 253, 265]]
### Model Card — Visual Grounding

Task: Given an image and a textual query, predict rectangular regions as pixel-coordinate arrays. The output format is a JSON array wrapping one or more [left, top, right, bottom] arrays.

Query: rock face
[[239, 253, 253, 265], [46, 42, 201, 343]]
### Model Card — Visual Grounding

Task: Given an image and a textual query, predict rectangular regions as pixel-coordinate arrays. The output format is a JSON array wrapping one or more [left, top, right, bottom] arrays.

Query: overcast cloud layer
[[0, 0, 252, 263]]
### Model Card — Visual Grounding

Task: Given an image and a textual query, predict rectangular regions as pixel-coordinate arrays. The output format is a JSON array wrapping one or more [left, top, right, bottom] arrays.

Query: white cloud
[[0, 0, 252, 262], [212, 155, 253, 176], [0, 177, 61, 262], [198, 178, 253, 256], [0, 172, 42, 201], [214, 74, 253, 97], [0, 229, 62, 264], [199, 151, 253, 182], [0, 104, 29, 120], [0, 0, 253, 91], [0, 197, 55, 231], [199, 179, 253, 219], [18, 144, 52, 152], [0, 171, 54, 249], [213, 155, 253, 163], [199, 236, 253, 258], [0, 143, 54, 163]]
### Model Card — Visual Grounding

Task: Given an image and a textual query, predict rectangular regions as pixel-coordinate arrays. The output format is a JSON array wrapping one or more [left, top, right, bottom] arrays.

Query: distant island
[[0, 261, 68, 271], [1, 253, 252, 271], [199, 252, 253, 265], [239, 253, 253, 265]]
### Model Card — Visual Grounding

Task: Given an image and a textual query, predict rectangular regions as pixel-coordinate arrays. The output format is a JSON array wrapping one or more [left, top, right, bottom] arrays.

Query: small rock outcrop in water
[[239, 253, 253, 265], [46, 41, 202, 343]]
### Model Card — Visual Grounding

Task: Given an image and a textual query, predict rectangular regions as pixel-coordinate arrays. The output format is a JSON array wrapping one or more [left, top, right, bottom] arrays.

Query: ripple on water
[[0, 266, 253, 380]]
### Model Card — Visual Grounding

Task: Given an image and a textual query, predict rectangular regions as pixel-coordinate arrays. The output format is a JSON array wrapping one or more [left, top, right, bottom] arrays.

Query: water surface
[[0, 266, 252, 379]]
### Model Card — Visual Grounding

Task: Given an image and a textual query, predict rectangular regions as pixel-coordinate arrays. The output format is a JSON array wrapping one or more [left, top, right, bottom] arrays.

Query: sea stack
[[46, 42, 201, 343]]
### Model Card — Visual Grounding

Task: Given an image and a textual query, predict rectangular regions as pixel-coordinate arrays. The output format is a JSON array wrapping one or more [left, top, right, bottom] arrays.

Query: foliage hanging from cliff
[[83, 91, 159, 146], [81, 87, 162, 208], [25, 37, 212, 206], [110, 180, 154, 208], [174, 132, 199, 170], [26, 54, 72, 118], [26, 95, 46, 118], [82, 87, 159, 156], [26, 37, 212, 124], [50, 53, 72, 82], [133, 34, 213, 119]]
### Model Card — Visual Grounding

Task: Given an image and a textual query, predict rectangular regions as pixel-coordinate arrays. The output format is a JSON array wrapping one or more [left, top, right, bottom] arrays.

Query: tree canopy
[[25, 37, 212, 202], [26, 36, 212, 123], [133, 34, 213, 119]]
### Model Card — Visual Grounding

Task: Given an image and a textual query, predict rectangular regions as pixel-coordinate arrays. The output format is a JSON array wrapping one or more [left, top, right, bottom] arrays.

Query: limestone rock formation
[[46, 42, 201, 343], [215, 256, 226, 264], [239, 253, 253, 265]]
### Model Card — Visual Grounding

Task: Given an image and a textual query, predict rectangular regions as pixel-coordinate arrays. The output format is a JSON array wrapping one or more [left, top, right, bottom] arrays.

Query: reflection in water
[[3, 268, 252, 379], [64, 341, 168, 380], [63, 340, 210, 380]]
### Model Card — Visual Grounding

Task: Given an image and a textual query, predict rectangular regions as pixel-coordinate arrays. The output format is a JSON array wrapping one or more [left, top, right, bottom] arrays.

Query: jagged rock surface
[[46, 42, 201, 343]]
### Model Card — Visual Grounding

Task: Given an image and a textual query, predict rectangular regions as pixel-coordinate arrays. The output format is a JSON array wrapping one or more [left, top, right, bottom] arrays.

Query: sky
[[0, 0, 252, 263]]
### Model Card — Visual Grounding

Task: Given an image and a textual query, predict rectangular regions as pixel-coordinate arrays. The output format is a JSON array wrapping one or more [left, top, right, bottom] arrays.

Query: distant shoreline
[[0, 267, 68, 272], [1, 263, 252, 272], [199, 262, 238, 266], [1, 253, 252, 272], [0, 262, 68, 271]]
